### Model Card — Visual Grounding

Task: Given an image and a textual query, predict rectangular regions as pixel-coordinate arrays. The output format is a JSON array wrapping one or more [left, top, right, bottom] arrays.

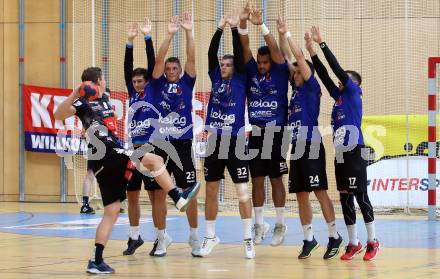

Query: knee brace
[[340, 193, 356, 225], [235, 183, 250, 203], [354, 192, 375, 223]]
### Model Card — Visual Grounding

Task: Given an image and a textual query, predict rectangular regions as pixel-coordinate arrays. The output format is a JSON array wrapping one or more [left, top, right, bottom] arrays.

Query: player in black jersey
[[54, 67, 200, 274]]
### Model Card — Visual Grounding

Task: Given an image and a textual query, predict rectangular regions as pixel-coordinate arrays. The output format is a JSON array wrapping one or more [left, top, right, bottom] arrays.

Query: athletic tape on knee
[[235, 183, 250, 203]]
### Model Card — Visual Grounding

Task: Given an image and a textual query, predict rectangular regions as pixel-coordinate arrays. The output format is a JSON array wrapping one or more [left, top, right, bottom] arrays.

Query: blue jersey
[[127, 81, 156, 145], [206, 66, 247, 136], [246, 58, 289, 126], [149, 73, 196, 140], [330, 78, 364, 146], [288, 74, 322, 143]]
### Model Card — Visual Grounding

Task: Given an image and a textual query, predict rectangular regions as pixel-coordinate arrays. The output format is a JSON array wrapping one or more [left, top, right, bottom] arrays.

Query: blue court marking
[[0, 212, 439, 249]]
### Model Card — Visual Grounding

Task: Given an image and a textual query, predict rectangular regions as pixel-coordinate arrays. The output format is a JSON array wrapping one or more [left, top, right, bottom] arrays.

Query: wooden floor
[[0, 202, 439, 279]]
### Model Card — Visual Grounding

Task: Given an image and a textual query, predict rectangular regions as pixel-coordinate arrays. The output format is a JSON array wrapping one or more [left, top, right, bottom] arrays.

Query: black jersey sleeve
[[231, 27, 245, 74], [311, 54, 338, 98], [208, 28, 223, 72], [145, 38, 155, 81], [319, 42, 349, 85]]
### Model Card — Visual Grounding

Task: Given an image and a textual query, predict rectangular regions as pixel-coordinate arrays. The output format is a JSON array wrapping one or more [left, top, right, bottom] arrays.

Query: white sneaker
[[153, 234, 172, 257], [189, 237, 201, 257], [253, 222, 270, 245], [244, 238, 255, 259], [199, 236, 220, 257], [271, 223, 287, 246]]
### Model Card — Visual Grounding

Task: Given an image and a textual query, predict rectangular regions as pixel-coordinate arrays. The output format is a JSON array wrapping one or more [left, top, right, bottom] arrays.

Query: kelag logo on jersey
[[249, 100, 278, 110]]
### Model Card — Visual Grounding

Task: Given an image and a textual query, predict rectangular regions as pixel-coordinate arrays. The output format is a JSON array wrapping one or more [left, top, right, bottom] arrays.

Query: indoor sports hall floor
[[0, 202, 439, 279]]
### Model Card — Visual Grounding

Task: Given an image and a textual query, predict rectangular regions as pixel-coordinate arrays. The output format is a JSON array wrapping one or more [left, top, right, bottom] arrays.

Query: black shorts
[[288, 141, 328, 193], [87, 159, 96, 171], [248, 126, 289, 178], [143, 139, 197, 191], [335, 145, 368, 193], [204, 134, 249, 184], [91, 148, 130, 206]]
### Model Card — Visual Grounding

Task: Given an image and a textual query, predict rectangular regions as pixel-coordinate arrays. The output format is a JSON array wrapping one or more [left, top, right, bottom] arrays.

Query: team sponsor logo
[[249, 99, 278, 110]]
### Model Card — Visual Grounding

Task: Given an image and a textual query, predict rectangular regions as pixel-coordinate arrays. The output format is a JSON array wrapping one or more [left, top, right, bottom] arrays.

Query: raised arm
[[124, 23, 138, 86], [180, 12, 196, 78], [305, 31, 337, 96], [238, 2, 253, 64], [208, 18, 226, 72], [54, 88, 79, 120], [279, 18, 310, 81], [227, 15, 245, 73], [311, 26, 349, 85], [152, 16, 180, 79], [140, 17, 155, 80], [250, 9, 284, 64]]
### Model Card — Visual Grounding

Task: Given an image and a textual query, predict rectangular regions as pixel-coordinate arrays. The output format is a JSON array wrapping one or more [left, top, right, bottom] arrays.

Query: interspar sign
[[367, 157, 440, 207]]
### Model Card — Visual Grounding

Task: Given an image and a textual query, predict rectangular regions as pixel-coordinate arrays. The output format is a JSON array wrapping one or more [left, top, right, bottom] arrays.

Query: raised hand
[[304, 31, 314, 51], [276, 15, 287, 34], [140, 17, 152, 36], [218, 17, 227, 29], [311, 26, 323, 44], [127, 22, 138, 42], [239, 2, 251, 21], [249, 8, 263, 25], [168, 15, 180, 35], [226, 14, 239, 27], [180, 12, 193, 31]]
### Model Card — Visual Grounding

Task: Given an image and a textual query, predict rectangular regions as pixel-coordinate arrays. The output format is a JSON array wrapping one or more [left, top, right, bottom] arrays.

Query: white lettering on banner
[[249, 100, 278, 110], [30, 134, 87, 152], [366, 157, 440, 207], [31, 93, 53, 128]]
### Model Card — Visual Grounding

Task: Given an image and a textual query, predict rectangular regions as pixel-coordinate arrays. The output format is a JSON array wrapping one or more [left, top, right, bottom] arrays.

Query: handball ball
[[79, 81, 100, 100]]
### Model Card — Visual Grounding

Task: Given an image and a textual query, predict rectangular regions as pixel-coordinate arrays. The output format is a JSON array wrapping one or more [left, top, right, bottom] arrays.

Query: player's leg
[[139, 152, 200, 212], [80, 165, 95, 214], [227, 140, 254, 259], [171, 140, 201, 256], [199, 135, 224, 257], [310, 142, 342, 259], [123, 170, 144, 256], [87, 153, 127, 274], [249, 130, 270, 245], [152, 189, 171, 257]]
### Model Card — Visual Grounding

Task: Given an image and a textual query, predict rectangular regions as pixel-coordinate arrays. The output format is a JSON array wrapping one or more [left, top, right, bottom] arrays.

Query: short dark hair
[[165, 57, 182, 67], [346, 70, 362, 86], [222, 54, 234, 61], [257, 46, 271, 57], [81, 67, 102, 83], [292, 60, 315, 75], [132, 67, 149, 81]]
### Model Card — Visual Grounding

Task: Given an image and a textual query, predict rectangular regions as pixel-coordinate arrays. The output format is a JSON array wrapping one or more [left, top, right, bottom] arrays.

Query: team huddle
[[55, 3, 379, 275]]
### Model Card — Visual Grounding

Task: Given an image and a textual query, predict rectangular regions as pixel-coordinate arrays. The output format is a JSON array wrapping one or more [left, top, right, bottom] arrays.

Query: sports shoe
[[363, 239, 380, 261], [253, 222, 270, 245], [199, 236, 220, 257], [86, 260, 114, 274], [298, 237, 319, 259], [175, 182, 201, 212], [323, 234, 343, 259], [270, 223, 287, 246], [149, 238, 159, 256], [153, 234, 172, 257], [189, 237, 202, 257], [80, 204, 95, 214], [244, 238, 256, 259], [340, 242, 365, 260], [122, 236, 144, 256]]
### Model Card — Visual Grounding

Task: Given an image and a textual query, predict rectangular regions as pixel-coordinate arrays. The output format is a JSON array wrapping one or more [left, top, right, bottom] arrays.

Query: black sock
[[83, 196, 89, 206], [167, 188, 180, 204], [340, 193, 356, 226], [94, 243, 104, 264]]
